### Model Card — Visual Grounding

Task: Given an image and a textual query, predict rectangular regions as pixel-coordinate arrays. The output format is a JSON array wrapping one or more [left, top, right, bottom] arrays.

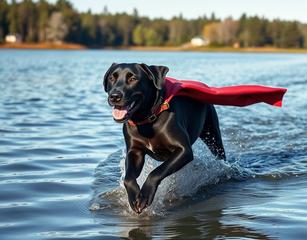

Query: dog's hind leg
[[199, 105, 226, 160]]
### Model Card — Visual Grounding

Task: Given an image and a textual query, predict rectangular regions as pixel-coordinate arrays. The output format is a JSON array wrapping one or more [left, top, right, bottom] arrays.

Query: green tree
[[298, 24, 307, 48], [80, 11, 99, 46], [25, 0, 38, 42], [132, 24, 145, 45], [1, 1, 306, 49], [133, 21, 166, 46], [238, 15, 267, 47], [14, 0, 38, 42], [144, 28, 162, 46], [8, 0, 19, 35], [55, 0, 81, 43], [37, 0, 51, 42], [116, 13, 137, 46], [151, 19, 169, 45], [0, 0, 9, 42], [267, 20, 283, 47], [98, 14, 120, 46], [280, 22, 303, 48], [169, 16, 193, 45]]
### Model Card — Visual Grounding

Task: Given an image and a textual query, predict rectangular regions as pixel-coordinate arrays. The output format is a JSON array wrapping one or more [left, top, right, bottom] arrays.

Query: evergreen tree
[[8, 0, 19, 35], [0, 0, 9, 42], [55, 0, 81, 43], [37, 0, 51, 42], [1, 0, 306, 49], [280, 22, 303, 48]]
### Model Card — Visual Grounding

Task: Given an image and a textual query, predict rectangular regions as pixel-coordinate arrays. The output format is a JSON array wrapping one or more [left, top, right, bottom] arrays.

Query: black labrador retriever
[[103, 63, 225, 214]]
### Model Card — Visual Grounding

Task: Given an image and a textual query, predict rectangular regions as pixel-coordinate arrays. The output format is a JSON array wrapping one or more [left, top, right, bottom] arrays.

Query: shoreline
[[1, 43, 307, 54], [125, 46, 307, 54], [0, 42, 86, 50]]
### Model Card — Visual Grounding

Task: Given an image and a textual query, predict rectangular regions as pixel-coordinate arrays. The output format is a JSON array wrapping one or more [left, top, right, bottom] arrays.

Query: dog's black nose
[[109, 92, 123, 103]]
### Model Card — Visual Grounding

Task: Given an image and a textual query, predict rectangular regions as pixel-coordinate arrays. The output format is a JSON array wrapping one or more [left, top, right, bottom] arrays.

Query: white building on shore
[[190, 36, 209, 47], [5, 34, 22, 43]]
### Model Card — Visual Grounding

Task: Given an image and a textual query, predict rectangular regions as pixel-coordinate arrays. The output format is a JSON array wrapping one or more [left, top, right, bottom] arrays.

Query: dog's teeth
[[130, 101, 135, 109]]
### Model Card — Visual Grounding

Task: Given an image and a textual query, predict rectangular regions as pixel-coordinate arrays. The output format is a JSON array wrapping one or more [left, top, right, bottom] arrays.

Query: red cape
[[164, 77, 287, 107]]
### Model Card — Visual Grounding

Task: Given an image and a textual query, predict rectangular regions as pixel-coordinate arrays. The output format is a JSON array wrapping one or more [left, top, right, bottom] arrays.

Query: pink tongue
[[112, 107, 128, 120]]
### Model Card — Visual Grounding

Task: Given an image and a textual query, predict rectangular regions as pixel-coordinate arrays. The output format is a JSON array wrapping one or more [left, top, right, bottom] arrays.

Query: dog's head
[[103, 63, 169, 123]]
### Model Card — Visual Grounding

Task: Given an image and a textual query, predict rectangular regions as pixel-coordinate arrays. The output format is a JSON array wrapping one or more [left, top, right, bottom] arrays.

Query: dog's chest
[[146, 141, 163, 152], [147, 142, 154, 152], [145, 139, 173, 161]]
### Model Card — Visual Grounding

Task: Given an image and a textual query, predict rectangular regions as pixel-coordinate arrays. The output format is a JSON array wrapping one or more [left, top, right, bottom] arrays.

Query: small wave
[[91, 135, 307, 216], [91, 140, 250, 216]]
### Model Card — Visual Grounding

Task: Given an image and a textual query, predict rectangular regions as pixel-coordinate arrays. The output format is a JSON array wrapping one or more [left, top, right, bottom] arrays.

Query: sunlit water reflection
[[0, 50, 306, 239]]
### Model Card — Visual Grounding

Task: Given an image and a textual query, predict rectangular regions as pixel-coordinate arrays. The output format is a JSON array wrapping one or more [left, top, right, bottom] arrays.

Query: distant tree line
[[1, 0, 307, 48]]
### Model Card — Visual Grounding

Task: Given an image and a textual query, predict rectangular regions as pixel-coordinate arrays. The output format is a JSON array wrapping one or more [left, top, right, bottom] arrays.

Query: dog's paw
[[124, 179, 141, 213], [127, 196, 139, 213], [135, 183, 157, 213]]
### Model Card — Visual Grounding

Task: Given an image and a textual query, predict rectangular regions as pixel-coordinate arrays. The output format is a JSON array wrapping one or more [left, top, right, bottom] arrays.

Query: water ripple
[[0, 50, 307, 239]]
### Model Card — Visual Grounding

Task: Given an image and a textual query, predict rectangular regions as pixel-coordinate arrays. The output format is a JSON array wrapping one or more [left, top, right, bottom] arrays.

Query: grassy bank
[[126, 46, 307, 54], [185, 46, 307, 54], [0, 42, 85, 50]]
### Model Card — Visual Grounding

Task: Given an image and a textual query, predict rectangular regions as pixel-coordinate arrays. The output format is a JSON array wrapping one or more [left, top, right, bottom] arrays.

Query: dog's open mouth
[[112, 100, 141, 122]]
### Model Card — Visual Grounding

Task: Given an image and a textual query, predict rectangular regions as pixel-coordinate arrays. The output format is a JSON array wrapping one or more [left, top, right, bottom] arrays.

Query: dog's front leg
[[136, 146, 193, 213], [124, 149, 145, 213]]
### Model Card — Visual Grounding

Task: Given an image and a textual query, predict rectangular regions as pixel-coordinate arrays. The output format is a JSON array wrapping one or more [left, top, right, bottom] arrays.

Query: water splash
[[91, 140, 250, 216]]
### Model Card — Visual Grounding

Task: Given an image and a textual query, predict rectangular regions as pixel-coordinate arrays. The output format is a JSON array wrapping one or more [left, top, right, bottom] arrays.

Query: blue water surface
[[0, 50, 307, 240]]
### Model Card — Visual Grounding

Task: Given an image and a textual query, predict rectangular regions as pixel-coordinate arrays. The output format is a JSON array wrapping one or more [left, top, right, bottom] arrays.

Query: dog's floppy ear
[[140, 63, 169, 90], [103, 63, 117, 92]]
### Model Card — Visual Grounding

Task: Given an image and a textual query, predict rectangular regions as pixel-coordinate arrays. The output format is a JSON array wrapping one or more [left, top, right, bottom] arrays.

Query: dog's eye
[[109, 76, 116, 83], [127, 77, 137, 84]]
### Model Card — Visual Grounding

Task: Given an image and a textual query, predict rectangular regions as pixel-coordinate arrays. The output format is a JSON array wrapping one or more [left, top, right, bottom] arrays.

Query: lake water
[[0, 50, 307, 240]]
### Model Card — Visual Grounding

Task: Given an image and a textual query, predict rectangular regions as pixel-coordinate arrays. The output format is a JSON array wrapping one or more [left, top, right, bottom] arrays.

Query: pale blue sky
[[53, 0, 307, 22]]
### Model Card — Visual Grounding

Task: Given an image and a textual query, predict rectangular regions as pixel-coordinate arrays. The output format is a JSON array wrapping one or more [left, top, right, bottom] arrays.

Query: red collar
[[127, 101, 170, 126]]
